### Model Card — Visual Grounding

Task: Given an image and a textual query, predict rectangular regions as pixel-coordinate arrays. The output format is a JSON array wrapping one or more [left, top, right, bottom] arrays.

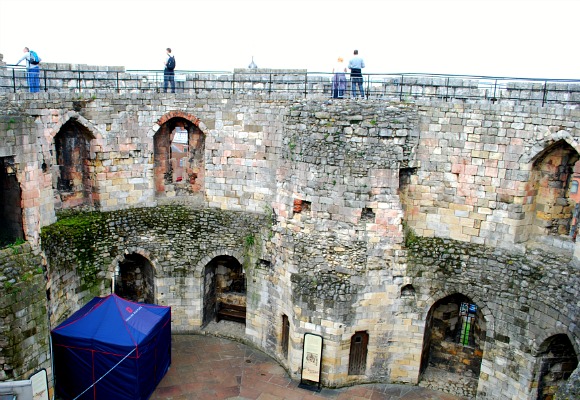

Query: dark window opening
[[54, 120, 95, 209], [293, 199, 311, 214], [398, 167, 417, 190], [114, 253, 155, 304], [360, 207, 375, 222], [0, 157, 24, 247], [401, 284, 416, 298], [281, 314, 290, 359]]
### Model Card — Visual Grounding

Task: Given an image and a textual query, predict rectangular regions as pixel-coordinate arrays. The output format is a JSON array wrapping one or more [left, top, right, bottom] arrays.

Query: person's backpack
[[166, 56, 175, 70], [29, 50, 40, 65]]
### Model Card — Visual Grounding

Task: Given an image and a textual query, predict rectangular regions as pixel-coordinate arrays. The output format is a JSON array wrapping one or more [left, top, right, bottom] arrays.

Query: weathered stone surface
[[0, 66, 579, 399]]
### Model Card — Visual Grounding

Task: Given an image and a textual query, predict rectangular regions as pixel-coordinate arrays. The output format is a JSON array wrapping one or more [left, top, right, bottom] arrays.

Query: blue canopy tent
[[51, 294, 171, 400]]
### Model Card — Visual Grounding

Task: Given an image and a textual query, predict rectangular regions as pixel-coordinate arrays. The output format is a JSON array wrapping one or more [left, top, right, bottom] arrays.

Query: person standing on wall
[[332, 56, 347, 99], [15, 47, 41, 93], [163, 48, 176, 93], [348, 49, 365, 98]]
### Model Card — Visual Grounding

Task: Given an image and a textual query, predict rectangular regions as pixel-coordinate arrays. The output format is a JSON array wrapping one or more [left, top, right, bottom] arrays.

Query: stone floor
[[151, 322, 467, 400]]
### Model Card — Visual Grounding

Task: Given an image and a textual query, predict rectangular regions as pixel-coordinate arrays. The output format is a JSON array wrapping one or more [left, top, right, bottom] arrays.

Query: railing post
[[399, 75, 404, 101], [542, 80, 548, 107], [365, 74, 370, 99], [304, 72, 308, 98], [116, 71, 120, 93], [491, 79, 498, 102], [78, 70, 81, 92], [268, 73, 272, 97], [12, 67, 16, 93]]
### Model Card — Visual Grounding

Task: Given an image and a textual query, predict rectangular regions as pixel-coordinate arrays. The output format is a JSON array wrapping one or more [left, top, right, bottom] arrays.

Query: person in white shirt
[[348, 50, 365, 98]]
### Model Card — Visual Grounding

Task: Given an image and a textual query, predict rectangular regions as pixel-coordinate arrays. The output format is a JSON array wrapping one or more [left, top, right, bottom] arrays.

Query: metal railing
[[1, 65, 579, 106]]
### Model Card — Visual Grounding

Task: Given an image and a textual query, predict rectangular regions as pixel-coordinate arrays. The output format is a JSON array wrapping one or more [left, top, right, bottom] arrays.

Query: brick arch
[[148, 111, 209, 138]]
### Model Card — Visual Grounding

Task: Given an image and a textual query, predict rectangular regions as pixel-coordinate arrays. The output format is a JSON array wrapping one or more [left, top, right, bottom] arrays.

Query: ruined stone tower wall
[[1, 73, 579, 398], [405, 101, 580, 250]]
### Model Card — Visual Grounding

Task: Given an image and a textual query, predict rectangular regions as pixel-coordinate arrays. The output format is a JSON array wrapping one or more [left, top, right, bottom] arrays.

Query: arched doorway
[[153, 117, 204, 198], [53, 119, 95, 209], [202, 255, 245, 326], [114, 253, 155, 304], [419, 294, 485, 398], [536, 334, 578, 400]]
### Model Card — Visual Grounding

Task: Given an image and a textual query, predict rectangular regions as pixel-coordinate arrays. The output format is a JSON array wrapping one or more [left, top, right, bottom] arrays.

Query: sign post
[[298, 333, 323, 392]]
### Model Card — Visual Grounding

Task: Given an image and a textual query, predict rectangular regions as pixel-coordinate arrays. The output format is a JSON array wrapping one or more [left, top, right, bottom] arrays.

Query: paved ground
[[151, 333, 466, 400]]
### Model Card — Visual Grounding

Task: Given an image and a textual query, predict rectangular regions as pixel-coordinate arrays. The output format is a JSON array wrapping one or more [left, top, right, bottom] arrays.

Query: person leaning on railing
[[15, 46, 41, 93]]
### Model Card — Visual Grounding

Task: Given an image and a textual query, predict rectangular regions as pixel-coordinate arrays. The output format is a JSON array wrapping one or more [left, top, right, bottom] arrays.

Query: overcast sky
[[0, 0, 578, 79]]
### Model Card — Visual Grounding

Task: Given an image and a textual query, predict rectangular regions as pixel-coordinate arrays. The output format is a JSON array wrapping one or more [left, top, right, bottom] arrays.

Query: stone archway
[[419, 293, 486, 398], [153, 112, 205, 198], [53, 119, 96, 210], [201, 255, 246, 327], [114, 253, 155, 304], [535, 334, 579, 400], [523, 139, 580, 242]]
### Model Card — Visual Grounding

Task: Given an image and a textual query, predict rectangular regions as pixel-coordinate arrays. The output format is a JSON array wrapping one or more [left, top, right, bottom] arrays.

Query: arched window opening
[[536, 334, 578, 400], [281, 314, 290, 359], [419, 294, 485, 399], [401, 284, 416, 298], [527, 140, 580, 241], [54, 120, 95, 210], [153, 118, 204, 198], [202, 255, 246, 326], [114, 253, 155, 304], [0, 157, 23, 247], [348, 331, 369, 375]]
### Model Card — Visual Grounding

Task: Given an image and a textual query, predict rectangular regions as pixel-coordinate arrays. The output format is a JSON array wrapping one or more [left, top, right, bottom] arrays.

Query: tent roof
[[52, 294, 170, 350]]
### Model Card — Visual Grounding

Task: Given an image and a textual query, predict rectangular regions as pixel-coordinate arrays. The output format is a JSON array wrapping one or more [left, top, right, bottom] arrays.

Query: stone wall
[[0, 243, 50, 382], [40, 207, 268, 328], [0, 69, 579, 399], [405, 101, 580, 249], [406, 236, 579, 399]]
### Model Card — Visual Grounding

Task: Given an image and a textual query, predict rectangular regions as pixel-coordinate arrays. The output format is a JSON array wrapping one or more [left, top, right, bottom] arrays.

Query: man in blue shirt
[[348, 50, 365, 98], [16, 47, 41, 93]]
